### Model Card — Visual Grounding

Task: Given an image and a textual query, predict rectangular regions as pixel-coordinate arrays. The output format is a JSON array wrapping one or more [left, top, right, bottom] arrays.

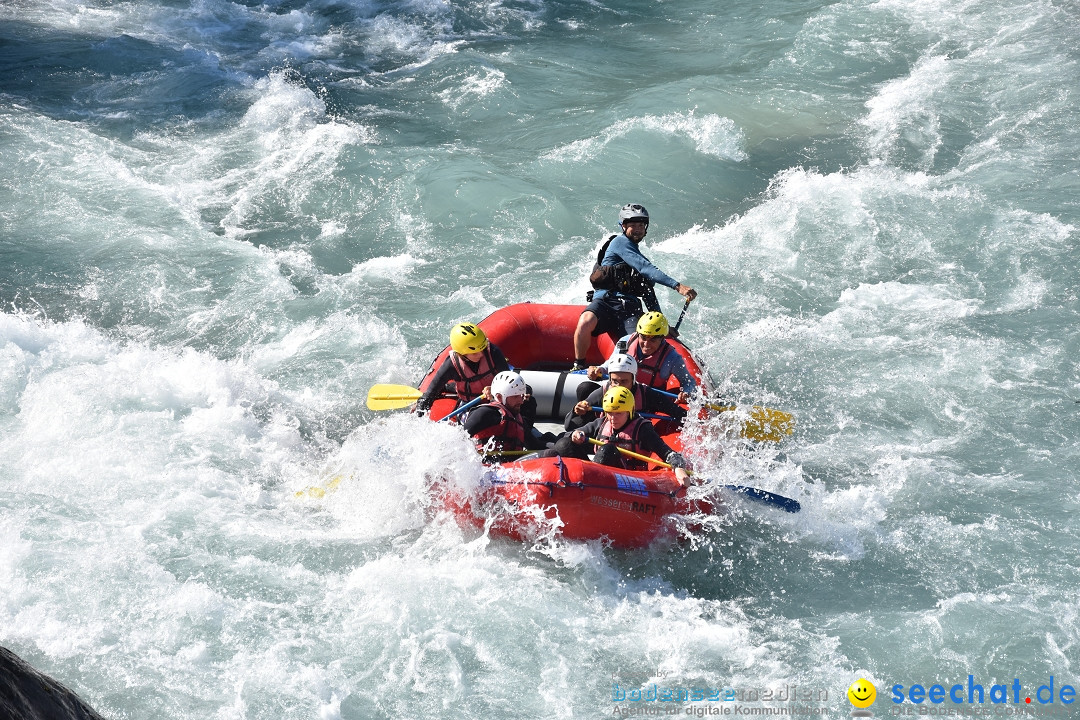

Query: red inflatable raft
[[420, 303, 718, 547]]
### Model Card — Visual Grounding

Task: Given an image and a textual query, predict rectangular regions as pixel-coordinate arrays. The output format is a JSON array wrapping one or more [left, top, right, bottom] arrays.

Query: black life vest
[[588, 235, 652, 296], [448, 347, 497, 403]]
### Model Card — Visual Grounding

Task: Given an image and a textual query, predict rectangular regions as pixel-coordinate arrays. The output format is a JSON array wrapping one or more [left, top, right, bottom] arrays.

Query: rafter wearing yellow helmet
[[528, 384, 691, 487], [618, 312, 696, 403], [415, 321, 510, 415]]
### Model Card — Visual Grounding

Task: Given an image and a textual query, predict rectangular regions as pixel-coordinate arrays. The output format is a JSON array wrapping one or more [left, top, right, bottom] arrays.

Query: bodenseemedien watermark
[[612, 682, 828, 703], [610, 676, 831, 716], [612, 706, 831, 716]]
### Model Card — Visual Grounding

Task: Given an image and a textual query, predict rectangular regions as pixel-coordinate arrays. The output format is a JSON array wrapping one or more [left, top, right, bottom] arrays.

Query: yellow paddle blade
[[294, 474, 344, 499], [366, 383, 423, 410], [739, 406, 795, 443], [702, 402, 794, 443]]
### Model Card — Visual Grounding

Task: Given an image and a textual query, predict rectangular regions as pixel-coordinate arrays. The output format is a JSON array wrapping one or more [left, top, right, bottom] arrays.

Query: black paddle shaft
[[673, 297, 692, 331]]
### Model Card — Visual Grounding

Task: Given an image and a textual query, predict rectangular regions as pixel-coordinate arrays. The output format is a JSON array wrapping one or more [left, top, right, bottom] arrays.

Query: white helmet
[[491, 371, 527, 400], [604, 353, 638, 376], [618, 203, 649, 225]]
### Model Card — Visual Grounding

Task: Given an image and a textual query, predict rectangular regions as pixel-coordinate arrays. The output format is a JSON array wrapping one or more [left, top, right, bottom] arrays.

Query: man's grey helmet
[[619, 203, 649, 226]]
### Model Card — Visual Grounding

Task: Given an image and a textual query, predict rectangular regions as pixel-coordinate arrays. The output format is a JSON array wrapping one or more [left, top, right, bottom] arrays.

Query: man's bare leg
[[573, 311, 598, 367]]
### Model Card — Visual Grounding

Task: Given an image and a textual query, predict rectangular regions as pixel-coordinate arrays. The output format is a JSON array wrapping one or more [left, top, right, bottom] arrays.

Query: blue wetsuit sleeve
[[604, 235, 679, 290], [662, 352, 698, 393]]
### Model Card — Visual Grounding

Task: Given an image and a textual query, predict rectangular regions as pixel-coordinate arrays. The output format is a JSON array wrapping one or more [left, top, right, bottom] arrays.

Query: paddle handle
[[649, 387, 735, 413], [672, 296, 692, 331], [441, 395, 485, 422], [480, 449, 533, 458], [587, 437, 666, 467]]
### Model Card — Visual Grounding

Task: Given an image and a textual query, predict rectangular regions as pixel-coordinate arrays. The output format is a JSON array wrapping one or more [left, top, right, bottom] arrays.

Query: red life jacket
[[625, 333, 674, 389], [597, 416, 651, 470], [448, 347, 497, 403], [471, 400, 527, 453], [601, 379, 647, 414]]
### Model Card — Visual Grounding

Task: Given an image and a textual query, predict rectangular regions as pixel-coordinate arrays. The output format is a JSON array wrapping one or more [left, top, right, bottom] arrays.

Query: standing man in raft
[[571, 202, 697, 371]]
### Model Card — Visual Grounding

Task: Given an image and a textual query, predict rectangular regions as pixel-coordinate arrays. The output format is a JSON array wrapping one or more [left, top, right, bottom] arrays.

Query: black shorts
[[583, 293, 643, 339]]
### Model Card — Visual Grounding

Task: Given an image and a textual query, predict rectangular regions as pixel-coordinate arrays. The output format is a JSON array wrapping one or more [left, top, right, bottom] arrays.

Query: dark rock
[[0, 646, 107, 720]]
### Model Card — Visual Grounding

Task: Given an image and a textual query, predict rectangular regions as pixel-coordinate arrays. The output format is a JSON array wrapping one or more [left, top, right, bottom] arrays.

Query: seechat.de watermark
[[890, 676, 1075, 707], [846, 677, 1076, 718]]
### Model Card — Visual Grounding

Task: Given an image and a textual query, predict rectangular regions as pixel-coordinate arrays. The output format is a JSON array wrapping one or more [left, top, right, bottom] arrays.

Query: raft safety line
[[478, 457, 678, 498], [483, 477, 678, 499]]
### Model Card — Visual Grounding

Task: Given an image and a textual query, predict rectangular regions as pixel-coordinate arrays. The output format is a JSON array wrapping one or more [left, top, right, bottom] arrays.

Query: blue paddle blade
[[725, 485, 801, 513]]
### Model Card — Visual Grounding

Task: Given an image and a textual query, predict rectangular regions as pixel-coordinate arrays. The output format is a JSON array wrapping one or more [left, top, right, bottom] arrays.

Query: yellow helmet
[[602, 385, 636, 416], [636, 311, 669, 337], [450, 323, 488, 354]]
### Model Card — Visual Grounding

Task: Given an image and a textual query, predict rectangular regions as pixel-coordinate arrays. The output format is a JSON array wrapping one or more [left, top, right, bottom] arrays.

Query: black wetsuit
[[416, 344, 510, 413], [464, 400, 548, 453]]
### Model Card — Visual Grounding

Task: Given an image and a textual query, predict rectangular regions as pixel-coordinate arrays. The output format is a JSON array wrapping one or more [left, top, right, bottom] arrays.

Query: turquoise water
[[3, 0, 1080, 717]]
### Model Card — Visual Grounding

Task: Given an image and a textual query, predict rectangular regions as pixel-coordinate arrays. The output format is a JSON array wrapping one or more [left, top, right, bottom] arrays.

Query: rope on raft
[[484, 477, 679, 499], [481, 456, 680, 499]]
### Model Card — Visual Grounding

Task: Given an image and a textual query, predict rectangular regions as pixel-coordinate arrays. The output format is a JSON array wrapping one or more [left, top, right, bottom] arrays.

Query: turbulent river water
[[3, 0, 1080, 717]]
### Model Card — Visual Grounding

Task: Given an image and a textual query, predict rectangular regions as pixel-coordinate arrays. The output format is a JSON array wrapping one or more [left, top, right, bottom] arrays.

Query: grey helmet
[[618, 203, 649, 226]]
